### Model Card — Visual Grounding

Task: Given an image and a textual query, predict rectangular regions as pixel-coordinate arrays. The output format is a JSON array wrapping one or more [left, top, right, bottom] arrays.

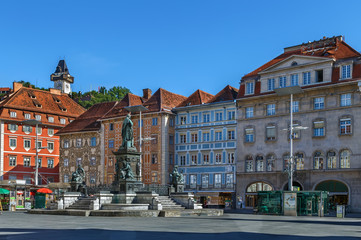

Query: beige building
[[235, 36, 361, 212]]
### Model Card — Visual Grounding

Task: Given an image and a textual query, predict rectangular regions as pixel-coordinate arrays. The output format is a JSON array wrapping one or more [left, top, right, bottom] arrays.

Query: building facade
[[236, 36, 361, 212], [174, 86, 238, 207]]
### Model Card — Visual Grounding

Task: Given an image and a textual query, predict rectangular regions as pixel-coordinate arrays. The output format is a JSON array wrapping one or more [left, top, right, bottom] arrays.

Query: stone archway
[[315, 180, 349, 209]]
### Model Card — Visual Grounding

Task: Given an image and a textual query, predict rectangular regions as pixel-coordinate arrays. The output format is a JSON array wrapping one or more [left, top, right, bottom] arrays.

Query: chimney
[[143, 88, 152, 100], [50, 88, 61, 95], [13, 82, 23, 92]]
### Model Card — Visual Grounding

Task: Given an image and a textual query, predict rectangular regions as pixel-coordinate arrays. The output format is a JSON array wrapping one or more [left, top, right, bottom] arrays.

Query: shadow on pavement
[[0, 228, 360, 240]]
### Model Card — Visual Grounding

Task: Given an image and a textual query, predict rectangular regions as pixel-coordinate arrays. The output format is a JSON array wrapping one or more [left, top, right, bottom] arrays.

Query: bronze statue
[[71, 164, 85, 183], [119, 160, 135, 180], [121, 113, 134, 148], [170, 165, 184, 185]]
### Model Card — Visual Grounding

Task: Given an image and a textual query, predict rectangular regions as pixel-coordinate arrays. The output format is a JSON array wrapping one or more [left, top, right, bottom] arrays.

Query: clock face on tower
[[56, 81, 62, 89]]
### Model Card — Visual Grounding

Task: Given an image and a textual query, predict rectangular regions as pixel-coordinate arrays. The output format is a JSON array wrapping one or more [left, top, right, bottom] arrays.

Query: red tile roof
[[101, 93, 145, 119], [57, 101, 118, 134], [177, 89, 214, 107], [210, 85, 238, 103], [142, 88, 187, 113]]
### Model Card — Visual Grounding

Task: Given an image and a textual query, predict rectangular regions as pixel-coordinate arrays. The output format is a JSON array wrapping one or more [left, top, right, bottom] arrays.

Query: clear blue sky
[[1, 0, 361, 97]]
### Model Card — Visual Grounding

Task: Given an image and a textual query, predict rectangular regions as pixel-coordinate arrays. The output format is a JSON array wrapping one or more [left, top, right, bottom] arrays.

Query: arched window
[[340, 150, 351, 168], [295, 152, 304, 170], [327, 151, 337, 169], [246, 182, 273, 192], [291, 61, 298, 66], [266, 154, 276, 172], [314, 151, 324, 169], [256, 155, 264, 172], [245, 155, 253, 172]]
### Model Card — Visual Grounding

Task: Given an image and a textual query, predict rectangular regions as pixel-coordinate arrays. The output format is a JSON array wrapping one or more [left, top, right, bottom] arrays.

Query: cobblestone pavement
[[0, 211, 360, 240]]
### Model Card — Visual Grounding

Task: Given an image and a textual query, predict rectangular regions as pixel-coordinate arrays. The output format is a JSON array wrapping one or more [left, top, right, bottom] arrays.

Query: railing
[[141, 184, 170, 196]]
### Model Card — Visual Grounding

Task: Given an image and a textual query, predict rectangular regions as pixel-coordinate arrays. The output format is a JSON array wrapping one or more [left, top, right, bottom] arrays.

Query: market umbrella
[[37, 188, 53, 194], [0, 188, 9, 194]]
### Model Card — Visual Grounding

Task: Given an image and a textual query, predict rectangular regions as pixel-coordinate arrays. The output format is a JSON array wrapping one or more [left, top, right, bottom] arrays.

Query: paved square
[[0, 212, 360, 240]]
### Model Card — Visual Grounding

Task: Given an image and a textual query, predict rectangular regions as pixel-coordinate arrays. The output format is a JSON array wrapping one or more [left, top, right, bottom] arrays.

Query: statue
[[119, 160, 135, 180], [121, 113, 134, 149], [71, 164, 85, 183], [170, 165, 184, 185]]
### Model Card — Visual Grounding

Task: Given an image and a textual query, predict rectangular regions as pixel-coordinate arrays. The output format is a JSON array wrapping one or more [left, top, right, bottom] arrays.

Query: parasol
[[37, 188, 53, 194]]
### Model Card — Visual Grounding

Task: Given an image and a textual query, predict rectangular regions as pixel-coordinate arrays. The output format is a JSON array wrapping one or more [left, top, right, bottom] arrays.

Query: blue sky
[[1, 0, 361, 97]]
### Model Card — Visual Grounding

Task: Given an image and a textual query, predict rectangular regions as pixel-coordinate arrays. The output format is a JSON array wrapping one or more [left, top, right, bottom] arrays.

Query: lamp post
[[274, 86, 304, 191], [124, 105, 148, 182], [22, 119, 42, 185]]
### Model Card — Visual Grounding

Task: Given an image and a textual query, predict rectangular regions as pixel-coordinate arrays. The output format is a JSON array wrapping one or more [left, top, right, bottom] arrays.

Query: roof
[[101, 93, 145, 119], [142, 88, 187, 113], [210, 85, 238, 103], [57, 101, 118, 134], [0, 88, 11, 91], [55, 60, 69, 74], [177, 89, 214, 107], [242, 36, 361, 80], [0, 86, 85, 123]]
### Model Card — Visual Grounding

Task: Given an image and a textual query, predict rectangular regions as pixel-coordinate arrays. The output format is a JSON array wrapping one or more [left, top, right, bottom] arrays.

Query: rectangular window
[[48, 116, 54, 123], [268, 78, 275, 91], [314, 97, 325, 110], [191, 115, 198, 124], [256, 158, 264, 172], [64, 140, 69, 148], [23, 175, 32, 184], [313, 121, 325, 137], [191, 133, 198, 143], [47, 158, 54, 168], [60, 118, 66, 124], [327, 152, 337, 169], [23, 125, 32, 133], [180, 116, 187, 125], [203, 154, 209, 164], [191, 154, 197, 165], [291, 74, 299, 86], [24, 113, 31, 119], [228, 152, 235, 164], [9, 156, 16, 166], [169, 118, 174, 127], [9, 138, 17, 148], [190, 175, 197, 188], [203, 132, 210, 142], [201, 174, 209, 188], [90, 157, 96, 166], [180, 134, 186, 144], [36, 127, 42, 135], [151, 172, 158, 183], [64, 174, 69, 183], [109, 123, 114, 131], [89, 173, 96, 184], [47, 142, 54, 150], [152, 154, 158, 164], [228, 111, 235, 120], [226, 174, 233, 188], [246, 160, 253, 172], [91, 137, 96, 146], [35, 115, 41, 121], [266, 104, 275, 116], [340, 118, 352, 135], [37, 158, 42, 168], [303, 72, 311, 85], [215, 153, 222, 164], [214, 174, 222, 188], [24, 157, 31, 167], [64, 158, 69, 166], [215, 131, 222, 141], [245, 128, 254, 142], [169, 135, 174, 145], [10, 111, 17, 118], [341, 64, 351, 79], [246, 82, 254, 94], [169, 154, 173, 165], [180, 156, 186, 166], [266, 126, 276, 141], [316, 70, 323, 82], [9, 124, 18, 131], [24, 139, 31, 149], [292, 101, 299, 113], [76, 139, 82, 148], [76, 158, 82, 166], [203, 113, 210, 123], [340, 93, 351, 107], [279, 76, 286, 88], [228, 130, 235, 140], [215, 112, 223, 121], [152, 118, 158, 126], [48, 128, 54, 136], [108, 140, 114, 148], [245, 107, 253, 118]]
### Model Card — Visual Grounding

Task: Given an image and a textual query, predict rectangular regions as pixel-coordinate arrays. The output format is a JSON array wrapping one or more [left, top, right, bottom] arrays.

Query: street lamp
[[274, 86, 304, 191], [22, 119, 42, 185], [124, 105, 148, 182]]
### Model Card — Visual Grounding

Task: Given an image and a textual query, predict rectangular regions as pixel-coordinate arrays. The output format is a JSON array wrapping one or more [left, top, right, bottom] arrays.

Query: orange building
[[0, 80, 84, 184]]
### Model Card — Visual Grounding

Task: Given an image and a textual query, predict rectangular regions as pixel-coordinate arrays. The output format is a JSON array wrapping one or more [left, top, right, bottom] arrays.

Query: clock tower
[[50, 60, 74, 94]]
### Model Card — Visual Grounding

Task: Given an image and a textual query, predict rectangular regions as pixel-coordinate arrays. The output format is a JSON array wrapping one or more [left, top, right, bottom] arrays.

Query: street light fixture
[[124, 105, 148, 182], [22, 119, 42, 185], [274, 86, 304, 191]]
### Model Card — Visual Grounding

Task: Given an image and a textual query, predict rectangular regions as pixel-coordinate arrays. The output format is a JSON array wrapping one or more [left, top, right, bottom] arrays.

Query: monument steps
[[66, 196, 97, 210], [157, 196, 185, 210]]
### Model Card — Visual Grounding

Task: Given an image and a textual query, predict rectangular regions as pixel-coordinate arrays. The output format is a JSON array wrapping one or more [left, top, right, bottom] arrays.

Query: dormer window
[[291, 61, 298, 66], [48, 116, 54, 123], [35, 115, 41, 121], [10, 111, 17, 118], [24, 113, 31, 119], [315, 70, 323, 82], [341, 64, 351, 79], [246, 82, 254, 95], [60, 118, 66, 124], [61, 108, 67, 112]]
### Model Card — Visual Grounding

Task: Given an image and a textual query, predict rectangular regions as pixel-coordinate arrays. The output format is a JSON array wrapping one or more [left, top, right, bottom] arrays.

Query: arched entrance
[[283, 181, 303, 191], [315, 180, 349, 210], [245, 182, 273, 208]]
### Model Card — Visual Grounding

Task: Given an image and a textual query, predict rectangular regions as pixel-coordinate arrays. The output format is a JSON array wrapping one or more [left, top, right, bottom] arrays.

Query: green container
[[35, 194, 46, 209]]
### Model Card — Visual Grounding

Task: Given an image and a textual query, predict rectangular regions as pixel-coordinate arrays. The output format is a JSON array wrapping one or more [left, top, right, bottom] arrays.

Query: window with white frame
[[36, 127, 42, 135], [47, 142, 54, 151], [215, 112, 223, 121], [37, 158, 42, 168], [256, 155, 264, 172], [266, 104, 275, 116], [228, 152, 235, 164], [24, 139, 31, 149], [228, 130, 235, 140], [292, 101, 299, 113], [24, 113, 31, 119], [190, 175, 197, 188], [23, 157, 31, 167], [340, 150, 351, 168], [48, 128, 54, 136], [8, 124, 18, 131], [245, 107, 253, 118], [245, 155, 253, 172], [203, 113, 210, 123], [9, 138, 17, 148], [291, 74, 299, 86], [48, 116, 54, 122], [327, 151, 337, 169], [10, 111, 17, 118], [202, 132, 210, 142], [35, 114, 41, 121], [246, 82, 254, 94], [279, 76, 286, 88], [9, 156, 16, 166], [201, 174, 209, 188], [245, 128, 254, 142], [228, 111, 235, 120], [191, 115, 198, 124], [303, 72, 311, 85], [340, 118, 352, 135], [341, 64, 351, 79], [60, 118, 66, 124], [191, 133, 198, 143], [64, 140, 69, 148], [226, 174, 233, 188], [340, 93, 351, 107], [314, 151, 324, 170], [180, 116, 187, 125], [203, 154, 209, 164], [191, 154, 197, 165], [267, 78, 275, 91], [180, 134, 186, 144], [313, 120, 325, 137], [37, 141, 42, 149], [64, 158, 69, 166], [23, 125, 32, 133], [47, 158, 54, 168], [314, 97, 324, 110], [214, 174, 222, 188], [215, 153, 222, 164], [215, 131, 222, 141], [180, 155, 186, 166], [266, 154, 275, 171], [266, 125, 276, 141]]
